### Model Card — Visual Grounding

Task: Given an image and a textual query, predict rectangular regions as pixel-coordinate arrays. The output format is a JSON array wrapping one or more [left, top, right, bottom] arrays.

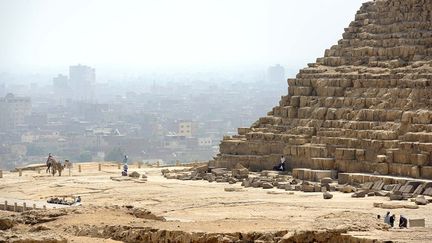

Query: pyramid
[[214, 0, 432, 179]]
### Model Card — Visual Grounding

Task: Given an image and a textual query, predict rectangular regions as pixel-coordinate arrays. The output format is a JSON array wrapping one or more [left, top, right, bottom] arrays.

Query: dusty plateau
[[0, 163, 431, 242]]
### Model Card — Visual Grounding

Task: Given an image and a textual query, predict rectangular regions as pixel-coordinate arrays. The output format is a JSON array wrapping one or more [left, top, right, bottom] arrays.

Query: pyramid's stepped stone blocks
[[215, 0, 432, 179]]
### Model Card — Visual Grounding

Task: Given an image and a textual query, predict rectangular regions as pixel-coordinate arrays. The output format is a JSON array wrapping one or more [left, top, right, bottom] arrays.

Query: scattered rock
[[323, 191, 333, 199], [404, 204, 420, 209], [224, 187, 243, 192], [389, 192, 403, 201], [232, 163, 249, 179], [193, 164, 209, 173], [241, 180, 251, 187], [228, 178, 238, 184], [212, 168, 228, 177], [302, 184, 315, 192], [415, 195, 428, 205], [320, 177, 332, 185], [0, 218, 14, 230], [373, 202, 383, 208], [161, 169, 169, 175], [129, 171, 140, 178], [261, 182, 274, 189], [374, 191, 389, 197], [129, 208, 166, 221], [29, 225, 51, 232], [340, 185, 356, 193], [351, 190, 367, 198]]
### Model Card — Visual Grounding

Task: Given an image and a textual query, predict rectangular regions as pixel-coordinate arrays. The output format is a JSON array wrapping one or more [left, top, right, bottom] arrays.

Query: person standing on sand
[[389, 214, 395, 227], [399, 215, 408, 228], [122, 155, 128, 176], [384, 211, 391, 225]]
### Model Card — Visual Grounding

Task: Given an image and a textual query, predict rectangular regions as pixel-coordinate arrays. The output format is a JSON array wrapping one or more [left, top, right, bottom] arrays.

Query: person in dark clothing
[[399, 215, 408, 228], [389, 214, 395, 227], [273, 156, 286, 171]]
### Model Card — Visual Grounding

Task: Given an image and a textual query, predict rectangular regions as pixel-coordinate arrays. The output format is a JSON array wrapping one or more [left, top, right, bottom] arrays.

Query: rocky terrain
[[3, 0, 432, 242], [1, 163, 432, 242]]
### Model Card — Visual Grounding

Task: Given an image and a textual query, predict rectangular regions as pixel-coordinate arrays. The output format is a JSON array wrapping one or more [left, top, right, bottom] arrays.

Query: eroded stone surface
[[214, 0, 432, 180]]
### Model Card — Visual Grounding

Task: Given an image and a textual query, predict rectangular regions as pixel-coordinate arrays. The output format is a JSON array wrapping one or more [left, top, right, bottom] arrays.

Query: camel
[[46, 157, 64, 176]]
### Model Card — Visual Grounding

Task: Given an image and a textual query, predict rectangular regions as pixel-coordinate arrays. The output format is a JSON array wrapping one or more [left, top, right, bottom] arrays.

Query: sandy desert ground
[[1, 163, 432, 242]]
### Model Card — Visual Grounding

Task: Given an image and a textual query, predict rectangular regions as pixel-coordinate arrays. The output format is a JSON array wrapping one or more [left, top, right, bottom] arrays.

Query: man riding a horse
[[46, 153, 64, 176]]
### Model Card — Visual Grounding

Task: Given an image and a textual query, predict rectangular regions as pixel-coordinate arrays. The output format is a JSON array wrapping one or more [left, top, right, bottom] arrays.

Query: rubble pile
[[163, 164, 432, 204]]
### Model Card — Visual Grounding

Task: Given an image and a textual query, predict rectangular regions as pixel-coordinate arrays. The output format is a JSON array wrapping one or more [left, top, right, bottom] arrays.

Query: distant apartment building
[[52, 74, 70, 103], [53, 74, 69, 91], [0, 93, 31, 130], [198, 137, 212, 146], [178, 120, 193, 137], [69, 64, 96, 102], [267, 64, 285, 83]]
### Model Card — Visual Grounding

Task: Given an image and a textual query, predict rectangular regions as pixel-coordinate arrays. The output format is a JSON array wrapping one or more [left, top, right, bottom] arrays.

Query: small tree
[[78, 151, 93, 162], [105, 147, 125, 162], [26, 144, 45, 156]]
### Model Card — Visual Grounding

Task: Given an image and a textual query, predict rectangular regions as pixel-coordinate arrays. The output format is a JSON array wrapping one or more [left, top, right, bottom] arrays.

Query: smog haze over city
[[0, 0, 365, 169]]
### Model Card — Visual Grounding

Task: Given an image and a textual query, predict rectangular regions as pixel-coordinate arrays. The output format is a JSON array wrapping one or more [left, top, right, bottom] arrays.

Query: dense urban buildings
[[0, 93, 31, 129], [0, 65, 288, 169]]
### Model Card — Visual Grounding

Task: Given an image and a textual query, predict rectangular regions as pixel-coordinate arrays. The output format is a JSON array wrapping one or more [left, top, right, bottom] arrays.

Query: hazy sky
[[0, 0, 366, 72]]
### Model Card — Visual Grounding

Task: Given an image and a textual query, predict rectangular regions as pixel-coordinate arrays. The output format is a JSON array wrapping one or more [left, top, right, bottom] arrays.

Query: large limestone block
[[421, 166, 432, 179], [314, 170, 337, 181], [335, 148, 356, 160], [311, 158, 335, 170], [409, 218, 425, 227], [237, 127, 251, 135], [288, 86, 313, 96], [292, 168, 310, 180], [410, 153, 429, 166], [338, 173, 350, 184], [393, 150, 411, 164], [389, 163, 416, 178]]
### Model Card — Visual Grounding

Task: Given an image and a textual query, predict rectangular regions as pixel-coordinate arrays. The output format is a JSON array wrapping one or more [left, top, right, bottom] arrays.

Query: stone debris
[[323, 191, 333, 199], [414, 195, 429, 205], [0, 218, 14, 230], [128, 208, 166, 221], [339, 185, 356, 193], [351, 190, 368, 198], [163, 165, 432, 204], [129, 171, 140, 178], [373, 202, 420, 210], [224, 187, 243, 192], [389, 191, 404, 201]]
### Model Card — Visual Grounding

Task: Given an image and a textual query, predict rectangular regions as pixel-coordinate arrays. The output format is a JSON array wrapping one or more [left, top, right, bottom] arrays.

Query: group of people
[[381, 212, 408, 228], [47, 196, 81, 206]]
